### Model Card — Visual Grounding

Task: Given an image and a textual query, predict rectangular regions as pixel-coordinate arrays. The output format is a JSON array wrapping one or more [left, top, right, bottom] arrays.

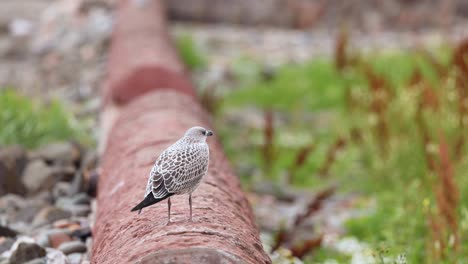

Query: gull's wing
[[144, 143, 209, 198]]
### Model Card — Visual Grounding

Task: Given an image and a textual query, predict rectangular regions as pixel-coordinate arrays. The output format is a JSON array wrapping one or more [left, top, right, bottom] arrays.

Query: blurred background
[[1, 0, 467, 263]]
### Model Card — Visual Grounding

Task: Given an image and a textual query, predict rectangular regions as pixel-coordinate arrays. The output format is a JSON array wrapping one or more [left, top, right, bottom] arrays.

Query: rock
[[30, 142, 81, 167], [45, 248, 69, 264], [52, 220, 74, 229], [0, 145, 27, 195], [7, 222, 32, 235], [0, 237, 15, 254], [68, 173, 82, 196], [67, 253, 82, 264], [70, 193, 90, 205], [13, 204, 44, 223], [24, 258, 46, 264], [52, 182, 72, 199], [0, 226, 18, 237], [0, 194, 26, 210], [9, 243, 46, 264], [55, 193, 90, 209], [51, 220, 82, 231], [48, 232, 72, 249], [54, 197, 74, 210], [3, 236, 35, 258], [80, 151, 98, 173], [85, 170, 98, 197], [57, 241, 86, 255], [71, 227, 91, 241], [35, 233, 50, 248], [22, 160, 75, 195], [32, 207, 72, 227], [55, 193, 91, 217], [36, 229, 71, 248], [68, 205, 91, 217]]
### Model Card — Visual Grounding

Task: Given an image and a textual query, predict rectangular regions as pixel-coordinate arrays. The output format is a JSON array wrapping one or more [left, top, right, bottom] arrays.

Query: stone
[[22, 160, 75, 194], [13, 204, 44, 223], [55, 193, 89, 209], [30, 142, 81, 167], [49, 232, 72, 248], [80, 151, 98, 173], [0, 237, 15, 254], [0, 194, 26, 210], [0, 226, 18, 237], [9, 243, 46, 264], [68, 205, 91, 217], [36, 229, 71, 248], [52, 182, 72, 199], [54, 197, 74, 209], [35, 233, 50, 248], [45, 248, 69, 264], [7, 222, 32, 235], [52, 220, 76, 229], [71, 227, 91, 241], [57, 241, 86, 255], [67, 253, 82, 264], [0, 145, 27, 195], [32, 207, 72, 227], [24, 259, 46, 264], [68, 173, 83, 196], [70, 193, 90, 205], [85, 170, 98, 197]]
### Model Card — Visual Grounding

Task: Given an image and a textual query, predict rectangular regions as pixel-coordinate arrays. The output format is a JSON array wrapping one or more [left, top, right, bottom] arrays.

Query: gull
[[131, 126, 213, 224]]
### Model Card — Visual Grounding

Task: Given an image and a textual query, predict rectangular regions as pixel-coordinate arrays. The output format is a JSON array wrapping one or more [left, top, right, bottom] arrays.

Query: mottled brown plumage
[[131, 126, 213, 223]]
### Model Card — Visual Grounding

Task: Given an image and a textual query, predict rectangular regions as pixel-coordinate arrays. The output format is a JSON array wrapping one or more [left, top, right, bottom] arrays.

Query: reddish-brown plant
[[318, 137, 347, 177], [287, 143, 316, 183], [262, 109, 275, 170]]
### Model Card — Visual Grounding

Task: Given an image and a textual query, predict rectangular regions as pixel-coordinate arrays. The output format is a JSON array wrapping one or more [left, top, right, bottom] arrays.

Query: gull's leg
[[189, 194, 193, 222], [167, 197, 171, 225]]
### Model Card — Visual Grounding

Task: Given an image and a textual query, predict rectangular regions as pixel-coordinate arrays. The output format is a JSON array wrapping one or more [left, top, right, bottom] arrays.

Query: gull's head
[[184, 126, 213, 142]]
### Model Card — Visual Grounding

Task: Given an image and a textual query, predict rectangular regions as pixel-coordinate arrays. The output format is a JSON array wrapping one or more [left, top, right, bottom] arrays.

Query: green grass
[[214, 48, 468, 263], [176, 34, 207, 70], [0, 89, 90, 149]]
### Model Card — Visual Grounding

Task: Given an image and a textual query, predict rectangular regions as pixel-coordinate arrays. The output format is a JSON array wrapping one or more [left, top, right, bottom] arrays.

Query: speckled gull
[[131, 126, 213, 224]]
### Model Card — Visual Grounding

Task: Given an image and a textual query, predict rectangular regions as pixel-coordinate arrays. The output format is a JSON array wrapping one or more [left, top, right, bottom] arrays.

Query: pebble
[[67, 253, 83, 264], [55, 193, 91, 211], [52, 182, 72, 199], [0, 145, 27, 196], [69, 204, 91, 217], [13, 204, 44, 223], [57, 241, 87, 255], [70, 193, 90, 205], [71, 227, 91, 241], [29, 142, 81, 167], [9, 242, 46, 264], [32, 207, 72, 227], [36, 229, 72, 248], [45, 248, 69, 264], [24, 258, 46, 264], [0, 226, 18, 238], [49, 232, 72, 249], [22, 160, 75, 194], [52, 219, 78, 229], [0, 237, 15, 254]]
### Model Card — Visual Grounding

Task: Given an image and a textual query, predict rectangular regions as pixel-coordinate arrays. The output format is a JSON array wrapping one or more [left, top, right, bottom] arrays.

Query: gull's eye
[[201, 130, 206, 136]]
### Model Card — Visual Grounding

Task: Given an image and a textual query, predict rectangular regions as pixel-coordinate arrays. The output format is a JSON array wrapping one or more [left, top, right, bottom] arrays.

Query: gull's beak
[[206, 130, 214, 136]]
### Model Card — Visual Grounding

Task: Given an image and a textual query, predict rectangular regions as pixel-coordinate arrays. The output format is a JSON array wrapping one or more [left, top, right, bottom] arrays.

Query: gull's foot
[[166, 220, 173, 226]]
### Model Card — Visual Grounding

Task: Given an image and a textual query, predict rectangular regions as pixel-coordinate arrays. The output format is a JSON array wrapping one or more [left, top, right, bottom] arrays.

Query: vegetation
[[210, 36, 468, 263], [176, 34, 207, 70], [0, 89, 90, 149]]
